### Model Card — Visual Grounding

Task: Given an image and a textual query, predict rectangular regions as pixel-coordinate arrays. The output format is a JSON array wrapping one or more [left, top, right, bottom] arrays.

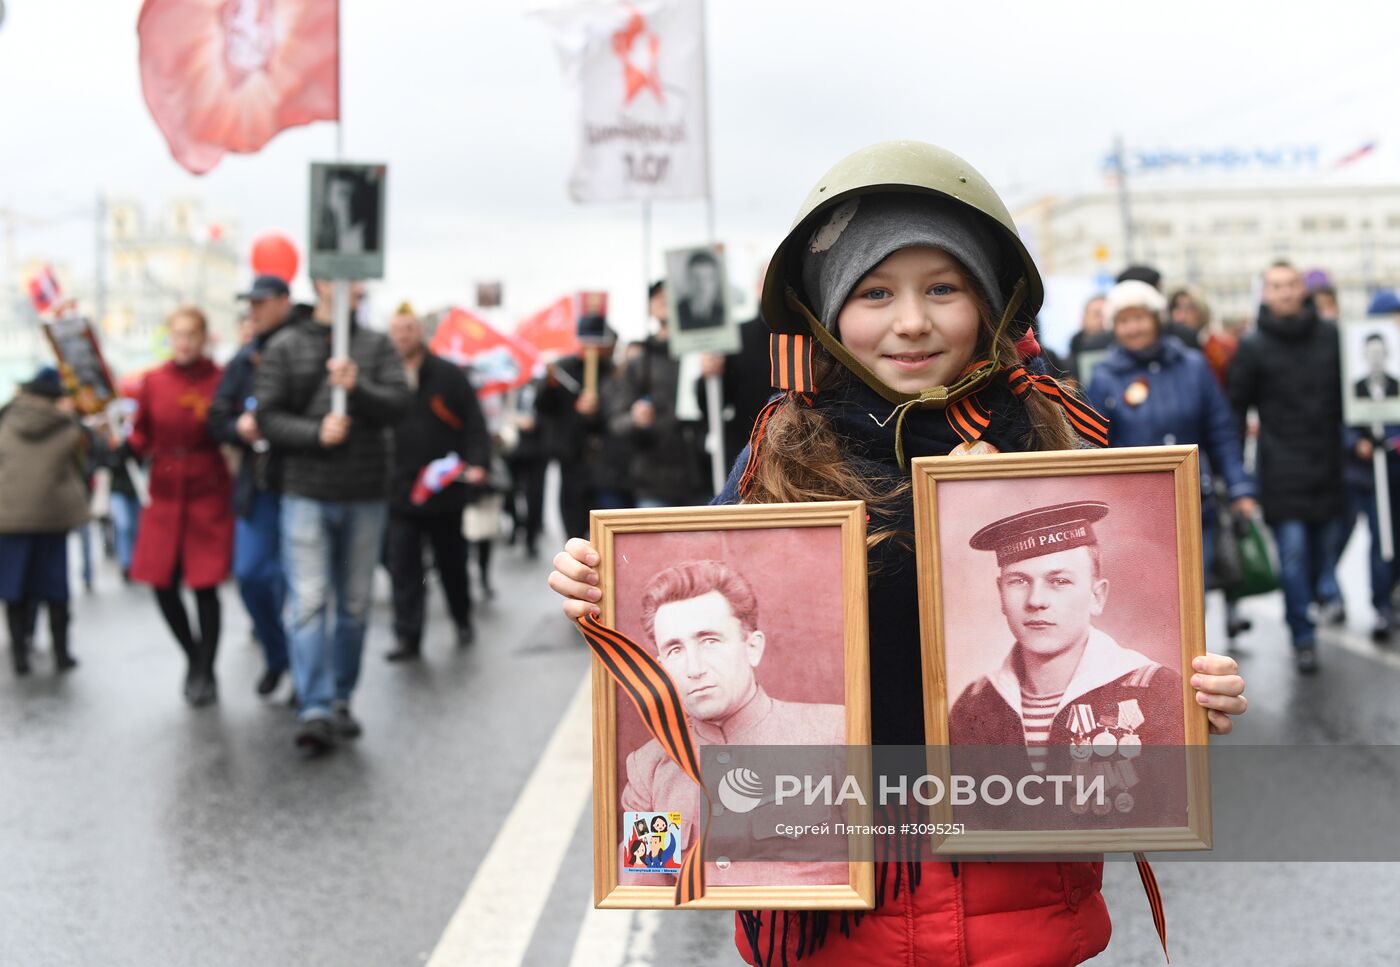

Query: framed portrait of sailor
[[308, 162, 387, 280], [1341, 318, 1400, 426], [912, 446, 1211, 854], [586, 502, 874, 909], [663, 244, 740, 357]]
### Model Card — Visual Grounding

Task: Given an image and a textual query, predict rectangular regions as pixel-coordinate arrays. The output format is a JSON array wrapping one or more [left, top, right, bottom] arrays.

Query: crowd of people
[[1, 201, 1394, 770], [0, 267, 773, 757], [1074, 259, 1400, 670]]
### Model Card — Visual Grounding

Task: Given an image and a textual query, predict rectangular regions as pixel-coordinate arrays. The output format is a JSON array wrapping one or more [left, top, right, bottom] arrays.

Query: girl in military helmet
[[550, 141, 1248, 966]]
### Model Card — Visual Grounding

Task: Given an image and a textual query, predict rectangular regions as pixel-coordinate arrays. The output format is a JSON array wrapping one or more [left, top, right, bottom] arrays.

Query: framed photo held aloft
[[1340, 318, 1400, 427], [307, 162, 387, 280], [43, 316, 117, 416], [588, 502, 874, 910], [912, 446, 1212, 854], [663, 244, 740, 357]]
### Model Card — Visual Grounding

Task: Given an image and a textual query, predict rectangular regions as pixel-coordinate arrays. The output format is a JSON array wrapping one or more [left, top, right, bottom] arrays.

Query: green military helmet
[[760, 140, 1043, 336]]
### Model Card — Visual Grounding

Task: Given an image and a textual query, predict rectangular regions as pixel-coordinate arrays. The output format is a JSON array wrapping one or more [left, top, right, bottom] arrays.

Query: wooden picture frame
[[912, 446, 1212, 854], [590, 502, 874, 910]]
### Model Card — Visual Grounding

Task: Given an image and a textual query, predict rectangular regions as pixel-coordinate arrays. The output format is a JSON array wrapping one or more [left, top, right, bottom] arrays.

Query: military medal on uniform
[[1111, 760, 1141, 814], [1090, 761, 1113, 816], [1069, 703, 1095, 760], [1092, 709, 1119, 757], [1116, 699, 1145, 759]]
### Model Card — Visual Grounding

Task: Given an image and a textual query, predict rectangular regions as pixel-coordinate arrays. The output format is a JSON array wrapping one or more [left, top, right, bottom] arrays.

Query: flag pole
[[330, 0, 349, 415], [698, 0, 724, 496]]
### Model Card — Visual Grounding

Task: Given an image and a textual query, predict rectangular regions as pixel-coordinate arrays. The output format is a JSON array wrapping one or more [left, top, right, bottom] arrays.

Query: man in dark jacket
[[383, 306, 490, 660], [208, 274, 309, 697], [610, 281, 705, 507], [1228, 260, 1346, 673], [255, 279, 411, 753]]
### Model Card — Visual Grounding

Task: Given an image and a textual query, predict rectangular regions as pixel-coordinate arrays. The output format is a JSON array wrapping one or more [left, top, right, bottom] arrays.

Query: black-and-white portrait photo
[[1341, 319, 1400, 426], [308, 162, 387, 280], [663, 244, 739, 355]]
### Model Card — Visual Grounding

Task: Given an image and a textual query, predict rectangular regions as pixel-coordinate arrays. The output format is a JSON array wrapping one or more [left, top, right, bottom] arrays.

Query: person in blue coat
[[1086, 280, 1257, 591]]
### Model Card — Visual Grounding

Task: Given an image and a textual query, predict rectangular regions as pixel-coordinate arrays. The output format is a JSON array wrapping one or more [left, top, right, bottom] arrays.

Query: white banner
[[537, 0, 709, 203]]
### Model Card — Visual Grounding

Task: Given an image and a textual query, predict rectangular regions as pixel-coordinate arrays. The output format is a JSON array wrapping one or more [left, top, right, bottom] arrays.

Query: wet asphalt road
[[4, 517, 1400, 966]]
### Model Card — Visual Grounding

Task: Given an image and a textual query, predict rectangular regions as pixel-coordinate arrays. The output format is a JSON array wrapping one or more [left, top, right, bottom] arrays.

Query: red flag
[[27, 265, 61, 315], [515, 296, 581, 358], [429, 308, 538, 397], [137, 0, 340, 175]]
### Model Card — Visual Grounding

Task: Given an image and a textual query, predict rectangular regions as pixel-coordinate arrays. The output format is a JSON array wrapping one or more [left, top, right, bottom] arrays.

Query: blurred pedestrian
[[1067, 293, 1110, 382], [0, 367, 87, 675], [464, 393, 512, 598], [93, 417, 142, 580], [535, 328, 623, 539], [503, 382, 546, 557], [384, 305, 490, 660], [1166, 287, 1209, 348], [697, 263, 775, 470], [255, 279, 410, 754], [127, 307, 234, 705], [1308, 276, 1340, 323], [610, 280, 705, 507], [208, 274, 311, 698], [1228, 261, 1346, 673], [1086, 279, 1257, 609]]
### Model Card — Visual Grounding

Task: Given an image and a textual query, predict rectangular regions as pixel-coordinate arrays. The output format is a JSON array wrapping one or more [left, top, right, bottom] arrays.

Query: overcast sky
[[3, 0, 1399, 341]]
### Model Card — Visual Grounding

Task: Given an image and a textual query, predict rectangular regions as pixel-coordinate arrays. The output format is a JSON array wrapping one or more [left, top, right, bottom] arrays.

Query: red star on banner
[[611, 9, 662, 105]]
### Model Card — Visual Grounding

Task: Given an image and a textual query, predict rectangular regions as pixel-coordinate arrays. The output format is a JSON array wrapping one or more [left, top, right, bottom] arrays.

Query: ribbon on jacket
[[576, 612, 712, 906]]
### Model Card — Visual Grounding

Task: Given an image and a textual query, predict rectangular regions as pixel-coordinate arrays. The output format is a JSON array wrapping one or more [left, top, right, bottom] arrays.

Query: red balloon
[[250, 232, 299, 282]]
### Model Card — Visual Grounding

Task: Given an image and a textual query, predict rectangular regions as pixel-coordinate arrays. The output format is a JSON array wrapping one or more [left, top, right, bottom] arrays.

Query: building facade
[[1015, 183, 1400, 322], [0, 196, 241, 393]]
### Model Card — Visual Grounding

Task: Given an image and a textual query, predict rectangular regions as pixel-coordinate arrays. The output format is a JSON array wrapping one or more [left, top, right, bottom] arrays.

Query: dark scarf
[[814, 372, 1035, 469], [1256, 303, 1319, 342]]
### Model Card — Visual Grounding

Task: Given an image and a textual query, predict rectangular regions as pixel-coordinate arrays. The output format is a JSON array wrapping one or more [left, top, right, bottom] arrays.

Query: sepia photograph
[[1341, 318, 1400, 426], [913, 447, 1212, 853], [589, 502, 872, 909]]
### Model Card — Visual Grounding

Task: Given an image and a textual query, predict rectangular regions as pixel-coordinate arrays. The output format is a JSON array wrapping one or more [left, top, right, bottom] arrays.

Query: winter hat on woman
[[1104, 279, 1166, 327], [800, 192, 1006, 332]]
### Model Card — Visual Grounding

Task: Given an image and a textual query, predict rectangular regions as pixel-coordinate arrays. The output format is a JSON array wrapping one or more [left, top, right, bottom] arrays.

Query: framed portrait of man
[[1341, 318, 1400, 426], [42, 316, 117, 416], [663, 244, 740, 357], [307, 162, 387, 280], [912, 446, 1211, 854], [589, 502, 874, 910]]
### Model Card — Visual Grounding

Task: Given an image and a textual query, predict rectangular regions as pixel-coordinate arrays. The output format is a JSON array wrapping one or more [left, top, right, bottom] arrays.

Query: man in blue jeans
[[255, 280, 410, 753], [1229, 261, 1346, 673], [209, 275, 312, 697]]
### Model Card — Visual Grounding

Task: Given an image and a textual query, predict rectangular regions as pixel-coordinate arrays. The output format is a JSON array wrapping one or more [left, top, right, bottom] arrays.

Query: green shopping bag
[[1228, 515, 1280, 600]]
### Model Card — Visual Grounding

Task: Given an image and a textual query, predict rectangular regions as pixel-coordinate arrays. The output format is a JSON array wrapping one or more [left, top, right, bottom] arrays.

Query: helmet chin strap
[[784, 279, 1028, 468]]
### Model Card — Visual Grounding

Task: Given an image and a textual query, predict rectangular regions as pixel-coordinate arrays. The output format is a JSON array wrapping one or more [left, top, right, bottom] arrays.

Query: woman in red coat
[[128, 307, 234, 706]]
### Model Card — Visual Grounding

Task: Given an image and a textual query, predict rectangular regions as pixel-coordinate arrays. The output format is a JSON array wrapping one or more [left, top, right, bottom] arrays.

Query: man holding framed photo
[[949, 501, 1183, 768]]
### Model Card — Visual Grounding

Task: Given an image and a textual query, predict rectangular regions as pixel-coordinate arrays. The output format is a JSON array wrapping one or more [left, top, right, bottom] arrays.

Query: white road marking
[[566, 903, 666, 967], [426, 672, 593, 967]]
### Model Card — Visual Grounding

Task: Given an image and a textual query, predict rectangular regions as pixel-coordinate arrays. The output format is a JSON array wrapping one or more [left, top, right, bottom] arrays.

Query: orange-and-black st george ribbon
[[769, 332, 815, 395], [1135, 851, 1170, 961], [739, 333, 819, 500], [1003, 365, 1111, 447], [576, 612, 712, 905]]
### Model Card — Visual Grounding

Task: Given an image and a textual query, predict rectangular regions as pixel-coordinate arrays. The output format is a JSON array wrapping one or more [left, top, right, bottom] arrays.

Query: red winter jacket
[[734, 860, 1110, 967]]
